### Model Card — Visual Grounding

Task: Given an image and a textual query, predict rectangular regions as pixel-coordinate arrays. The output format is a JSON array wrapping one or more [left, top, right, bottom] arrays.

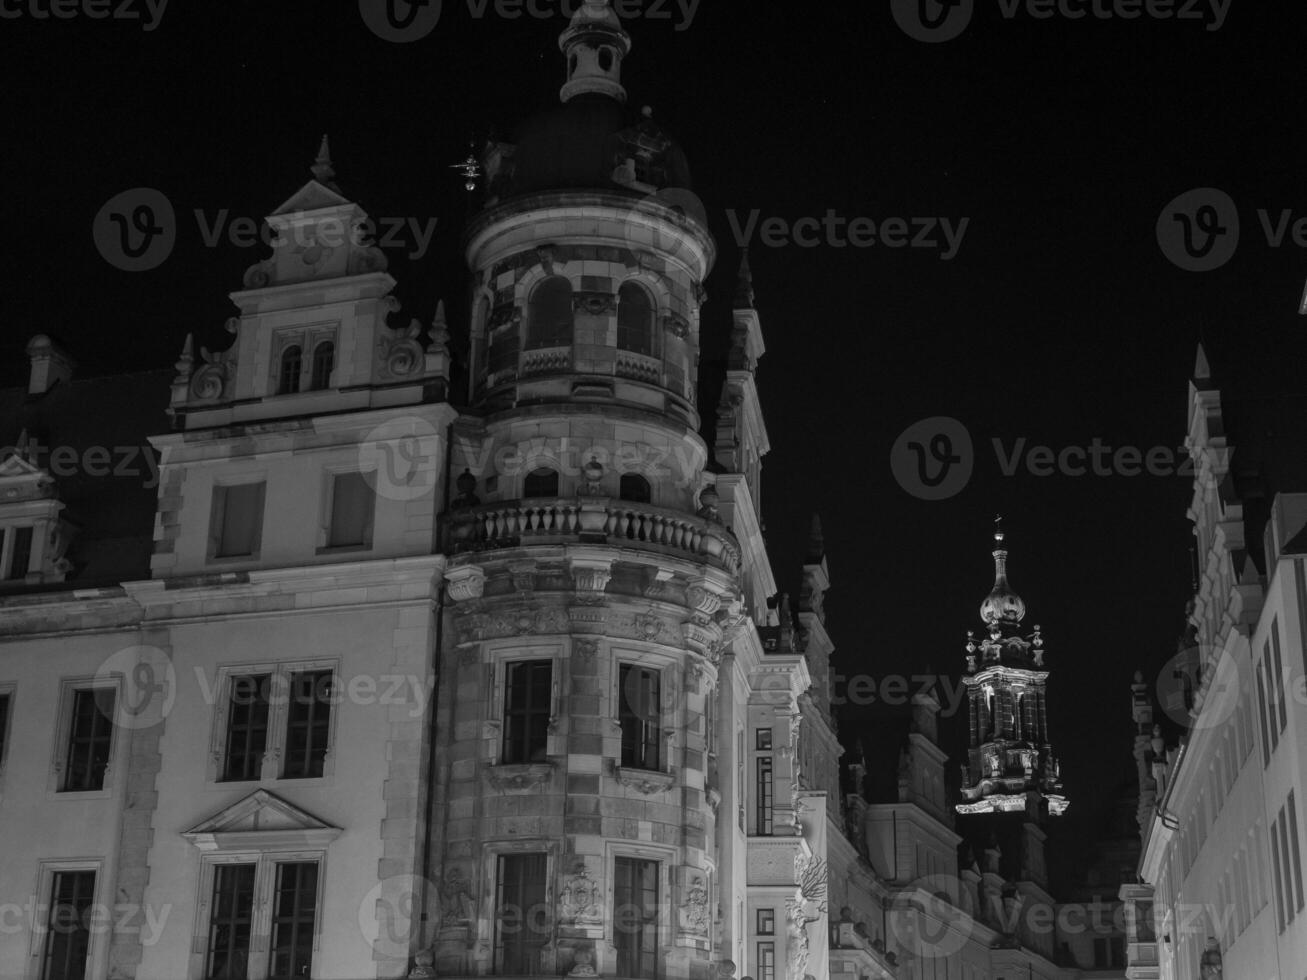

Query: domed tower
[[432, 5, 739, 979], [957, 521, 1067, 823]]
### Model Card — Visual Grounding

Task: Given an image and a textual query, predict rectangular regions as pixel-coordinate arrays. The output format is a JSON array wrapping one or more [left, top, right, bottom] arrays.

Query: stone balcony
[[444, 497, 741, 575], [829, 919, 899, 980]]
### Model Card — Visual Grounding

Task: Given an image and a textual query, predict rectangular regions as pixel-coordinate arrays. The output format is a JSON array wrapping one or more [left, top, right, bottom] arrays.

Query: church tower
[[956, 523, 1067, 892]]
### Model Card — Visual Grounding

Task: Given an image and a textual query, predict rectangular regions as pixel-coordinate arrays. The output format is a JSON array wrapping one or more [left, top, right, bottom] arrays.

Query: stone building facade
[[1122, 347, 1307, 980]]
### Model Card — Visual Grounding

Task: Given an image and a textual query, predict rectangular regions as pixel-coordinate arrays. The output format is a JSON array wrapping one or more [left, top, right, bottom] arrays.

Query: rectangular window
[[41, 870, 96, 980], [755, 728, 772, 751], [222, 674, 270, 782], [268, 862, 318, 980], [212, 482, 266, 559], [1272, 810, 1286, 931], [756, 908, 774, 935], [0, 691, 10, 769], [1271, 620, 1288, 735], [757, 942, 775, 980], [613, 857, 658, 980], [327, 472, 375, 549], [205, 864, 256, 980], [494, 853, 549, 975], [503, 661, 552, 764], [1289, 790, 1305, 915], [1256, 659, 1275, 765], [1093, 938, 1109, 969], [756, 756, 774, 836], [619, 664, 662, 771], [283, 671, 332, 779], [63, 688, 114, 792], [6, 525, 32, 580]]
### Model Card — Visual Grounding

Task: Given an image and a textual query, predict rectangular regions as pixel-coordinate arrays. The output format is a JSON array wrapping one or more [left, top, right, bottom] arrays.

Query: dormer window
[[618, 282, 656, 356], [526, 277, 574, 350], [309, 341, 335, 391], [278, 346, 303, 395]]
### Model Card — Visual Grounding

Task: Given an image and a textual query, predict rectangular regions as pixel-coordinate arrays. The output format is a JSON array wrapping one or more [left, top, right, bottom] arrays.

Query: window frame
[[205, 661, 340, 785], [484, 645, 562, 767], [616, 280, 658, 358], [492, 850, 553, 975], [269, 324, 339, 398], [525, 276, 575, 351], [208, 479, 268, 563], [501, 660, 555, 765], [190, 850, 326, 980], [48, 678, 122, 799], [318, 468, 377, 554], [609, 850, 665, 980], [0, 683, 14, 782], [308, 341, 335, 392], [617, 662, 663, 772], [28, 859, 105, 980], [611, 649, 675, 778]]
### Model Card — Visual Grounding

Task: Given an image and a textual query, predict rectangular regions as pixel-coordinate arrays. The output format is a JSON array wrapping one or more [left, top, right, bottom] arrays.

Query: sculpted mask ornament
[[679, 875, 709, 934], [559, 864, 602, 925]]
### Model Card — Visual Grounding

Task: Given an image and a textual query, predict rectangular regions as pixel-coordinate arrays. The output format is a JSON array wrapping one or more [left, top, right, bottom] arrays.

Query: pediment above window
[[182, 789, 341, 851], [0, 452, 57, 502]]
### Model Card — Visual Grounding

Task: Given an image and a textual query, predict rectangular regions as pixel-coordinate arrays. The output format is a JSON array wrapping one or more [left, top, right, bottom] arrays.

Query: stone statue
[[438, 867, 474, 927]]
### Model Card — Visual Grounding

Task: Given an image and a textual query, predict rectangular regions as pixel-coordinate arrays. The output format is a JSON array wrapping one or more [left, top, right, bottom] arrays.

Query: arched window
[[310, 341, 335, 391], [278, 345, 302, 395], [524, 468, 560, 499], [599, 47, 614, 72], [620, 473, 651, 504], [527, 277, 574, 350], [617, 282, 655, 356]]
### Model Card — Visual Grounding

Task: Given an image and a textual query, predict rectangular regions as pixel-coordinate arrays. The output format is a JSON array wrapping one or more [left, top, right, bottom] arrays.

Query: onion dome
[[979, 520, 1027, 626]]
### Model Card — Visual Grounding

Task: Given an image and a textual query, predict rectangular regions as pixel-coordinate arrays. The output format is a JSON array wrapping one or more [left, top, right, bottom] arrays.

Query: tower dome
[[979, 522, 1026, 625]]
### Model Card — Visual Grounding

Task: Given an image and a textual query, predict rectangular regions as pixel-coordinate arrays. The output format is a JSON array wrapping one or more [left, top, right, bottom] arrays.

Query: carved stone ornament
[[614, 766, 676, 795], [189, 363, 227, 402], [445, 566, 486, 603], [574, 292, 618, 316], [485, 763, 555, 793], [663, 313, 690, 339], [378, 318, 426, 380], [633, 613, 665, 641], [679, 874, 710, 935], [559, 864, 603, 925], [572, 638, 599, 664]]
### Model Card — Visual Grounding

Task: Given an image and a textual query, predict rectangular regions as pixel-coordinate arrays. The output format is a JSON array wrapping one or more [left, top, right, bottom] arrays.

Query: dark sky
[[8, 0, 1307, 884]]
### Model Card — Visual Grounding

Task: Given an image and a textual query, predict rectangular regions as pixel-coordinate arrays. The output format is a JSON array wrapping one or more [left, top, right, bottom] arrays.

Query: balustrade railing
[[445, 497, 740, 574]]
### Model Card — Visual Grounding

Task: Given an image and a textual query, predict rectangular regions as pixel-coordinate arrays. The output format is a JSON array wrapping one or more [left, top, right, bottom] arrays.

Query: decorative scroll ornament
[[378, 317, 426, 380]]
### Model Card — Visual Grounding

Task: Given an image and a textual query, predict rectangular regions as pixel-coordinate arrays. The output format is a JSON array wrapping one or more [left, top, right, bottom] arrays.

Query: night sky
[[9, 0, 1307, 888]]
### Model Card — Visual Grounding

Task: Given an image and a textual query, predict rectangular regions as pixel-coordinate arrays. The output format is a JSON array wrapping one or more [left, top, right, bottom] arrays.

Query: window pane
[[309, 342, 334, 391], [619, 474, 651, 504], [328, 472, 374, 548], [619, 664, 661, 771], [503, 661, 552, 764], [617, 283, 655, 356], [495, 853, 549, 974], [278, 346, 302, 395], [0, 692, 9, 765], [756, 908, 774, 935], [283, 671, 332, 778], [268, 863, 318, 980], [206, 864, 256, 980], [613, 857, 658, 979], [756, 756, 773, 835], [757, 941, 775, 980], [42, 870, 96, 980], [527, 277, 574, 350], [64, 689, 114, 792], [524, 469, 559, 499], [217, 484, 265, 559], [222, 675, 270, 782], [7, 525, 33, 580]]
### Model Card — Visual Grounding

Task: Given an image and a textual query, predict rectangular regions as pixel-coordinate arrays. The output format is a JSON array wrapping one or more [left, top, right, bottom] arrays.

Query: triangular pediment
[[182, 789, 341, 851], [0, 452, 48, 481], [271, 179, 352, 217]]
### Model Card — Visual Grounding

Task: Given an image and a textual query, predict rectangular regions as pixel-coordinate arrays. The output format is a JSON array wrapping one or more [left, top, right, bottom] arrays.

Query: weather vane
[[450, 146, 482, 193]]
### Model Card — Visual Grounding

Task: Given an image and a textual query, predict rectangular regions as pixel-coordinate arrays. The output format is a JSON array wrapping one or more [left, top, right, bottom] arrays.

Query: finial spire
[[559, 0, 631, 104], [311, 134, 337, 186], [735, 250, 755, 309], [980, 516, 1026, 626]]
